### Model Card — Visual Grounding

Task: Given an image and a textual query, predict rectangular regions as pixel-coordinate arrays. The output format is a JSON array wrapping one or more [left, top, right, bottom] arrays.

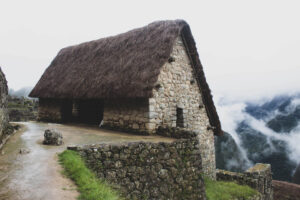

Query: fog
[[217, 94, 300, 173], [0, 0, 300, 101]]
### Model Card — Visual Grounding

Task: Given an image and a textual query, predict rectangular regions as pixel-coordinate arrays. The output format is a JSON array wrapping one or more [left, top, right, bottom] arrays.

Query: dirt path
[[0, 123, 79, 200], [0, 122, 174, 200]]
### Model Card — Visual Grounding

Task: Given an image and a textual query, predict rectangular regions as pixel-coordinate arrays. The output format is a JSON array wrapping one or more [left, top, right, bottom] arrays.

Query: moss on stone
[[204, 178, 259, 200], [246, 163, 269, 173], [58, 150, 122, 200]]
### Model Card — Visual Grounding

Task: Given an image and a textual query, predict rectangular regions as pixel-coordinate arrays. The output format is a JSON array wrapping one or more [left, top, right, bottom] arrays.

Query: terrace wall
[[68, 133, 207, 200]]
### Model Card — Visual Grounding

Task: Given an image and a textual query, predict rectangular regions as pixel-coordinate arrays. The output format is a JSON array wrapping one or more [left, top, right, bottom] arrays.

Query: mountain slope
[[216, 94, 300, 182]]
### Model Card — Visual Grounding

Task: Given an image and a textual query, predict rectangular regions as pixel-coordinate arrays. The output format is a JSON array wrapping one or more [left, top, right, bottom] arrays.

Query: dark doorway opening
[[61, 100, 73, 122], [176, 107, 184, 128], [60, 99, 104, 125], [77, 100, 104, 125]]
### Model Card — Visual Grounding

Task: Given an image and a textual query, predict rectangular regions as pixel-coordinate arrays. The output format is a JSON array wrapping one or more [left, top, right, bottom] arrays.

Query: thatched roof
[[29, 20, 222, 135]]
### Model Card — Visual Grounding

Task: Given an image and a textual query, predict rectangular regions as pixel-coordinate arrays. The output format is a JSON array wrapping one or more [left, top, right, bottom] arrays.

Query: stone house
[[29, 20, 222, 177]]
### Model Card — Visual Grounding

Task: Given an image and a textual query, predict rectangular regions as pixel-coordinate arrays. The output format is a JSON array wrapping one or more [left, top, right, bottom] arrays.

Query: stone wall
[[8, 96, 38, 122], [149, 36, 210, 133], [38, 98, 63, 122], [149, 36, 216, 179], [0, 67, 10, 149], [68, 134, 207, 200], [217, 164, 273, 200], [102, 98, 149, 134]]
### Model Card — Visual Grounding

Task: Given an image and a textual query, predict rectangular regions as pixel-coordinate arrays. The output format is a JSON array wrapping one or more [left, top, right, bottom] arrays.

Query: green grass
[[205, 178, 259, 200], [7, 102, 26, 108], [58, 150, 121, 200]]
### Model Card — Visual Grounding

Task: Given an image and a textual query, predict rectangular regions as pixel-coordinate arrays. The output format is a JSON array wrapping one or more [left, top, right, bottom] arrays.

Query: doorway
[[77, 100, 104, 125], [60, 99, 104, 125]]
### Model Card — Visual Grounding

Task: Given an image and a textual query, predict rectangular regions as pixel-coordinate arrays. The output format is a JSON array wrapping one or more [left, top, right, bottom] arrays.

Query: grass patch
[[58, 150, 121, 200], [205, 178, 259, 200]]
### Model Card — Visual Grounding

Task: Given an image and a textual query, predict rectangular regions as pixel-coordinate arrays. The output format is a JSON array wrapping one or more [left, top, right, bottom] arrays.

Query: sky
[[1, 0, 300, 101]]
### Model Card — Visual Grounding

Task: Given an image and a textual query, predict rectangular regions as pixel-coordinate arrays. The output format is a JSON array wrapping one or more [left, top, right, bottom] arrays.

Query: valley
[[216, 94, 300, 183]]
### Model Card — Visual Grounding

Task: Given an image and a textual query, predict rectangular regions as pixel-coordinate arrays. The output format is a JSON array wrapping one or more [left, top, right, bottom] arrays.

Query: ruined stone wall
[[38, 98, 62, 122], [149, 36, 216, 178], [0, 67, 10, 149], [68, 134, 206, 200], [102, 98, 149, 134], [217, 164, 273, 200]]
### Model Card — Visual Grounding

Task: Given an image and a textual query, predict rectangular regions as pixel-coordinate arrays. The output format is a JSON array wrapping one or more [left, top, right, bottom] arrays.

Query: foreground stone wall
[[38, 98, 63, 122], [68, 134, 206, 200], [0, 67, 10, 149], [217, 164, 273, 200], [102, 98, 149, 134], [156, 126, 215, 178]]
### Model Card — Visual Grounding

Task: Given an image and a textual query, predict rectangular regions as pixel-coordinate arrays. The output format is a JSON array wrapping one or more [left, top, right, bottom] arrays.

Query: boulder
[[43, 129, 63, 145]]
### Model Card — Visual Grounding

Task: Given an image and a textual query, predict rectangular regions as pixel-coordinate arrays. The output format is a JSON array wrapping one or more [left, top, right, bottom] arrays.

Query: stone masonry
[[68, 133, 206, 200], [0, 67, 10, 149], [102, 98, 149, 134], [148, 36, 216, 178], [149, 37, 209, 133]]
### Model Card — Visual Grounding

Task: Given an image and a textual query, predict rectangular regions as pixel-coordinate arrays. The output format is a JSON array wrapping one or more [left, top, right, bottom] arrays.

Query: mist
[[9, 87, 33, 98], [1, 0, 300, 100], [216, 92, 300, 180]]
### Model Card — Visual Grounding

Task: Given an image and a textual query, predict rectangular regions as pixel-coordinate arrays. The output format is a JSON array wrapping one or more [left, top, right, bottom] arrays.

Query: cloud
[[1, 0, 300, 95], [216, 99, 253, 169], [216, 93, 300, 172]]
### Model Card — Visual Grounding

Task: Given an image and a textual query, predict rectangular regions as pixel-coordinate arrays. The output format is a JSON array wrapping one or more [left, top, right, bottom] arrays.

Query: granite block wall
[[149, 37, 210, 133], [0, 67, 9, 149], [102, 98, 149, 134], [149, 36, 216, 179], [68, 134, 207, 200]]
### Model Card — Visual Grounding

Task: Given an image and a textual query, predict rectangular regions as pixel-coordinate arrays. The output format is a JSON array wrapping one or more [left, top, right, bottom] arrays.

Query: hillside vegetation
[[7, 96, 37, 121], [59, 150, 121, 200], [205, 178, 259, 200], [216, 94, 300, 182]]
